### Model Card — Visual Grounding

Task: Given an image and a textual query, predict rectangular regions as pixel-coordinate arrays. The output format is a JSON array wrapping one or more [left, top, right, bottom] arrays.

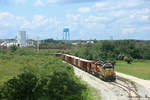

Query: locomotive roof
[[63, 54, 94, 63]]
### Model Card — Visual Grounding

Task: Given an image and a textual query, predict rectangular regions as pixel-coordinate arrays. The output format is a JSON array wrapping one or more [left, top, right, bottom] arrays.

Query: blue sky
[[0, 0, 150, 40]]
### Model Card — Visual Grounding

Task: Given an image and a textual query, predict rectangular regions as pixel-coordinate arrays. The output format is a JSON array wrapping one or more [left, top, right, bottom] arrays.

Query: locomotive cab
[[102, 63, 116, 81]]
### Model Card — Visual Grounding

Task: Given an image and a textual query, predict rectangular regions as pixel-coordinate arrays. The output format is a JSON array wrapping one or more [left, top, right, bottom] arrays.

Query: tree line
[[72, 40, 150, 64]]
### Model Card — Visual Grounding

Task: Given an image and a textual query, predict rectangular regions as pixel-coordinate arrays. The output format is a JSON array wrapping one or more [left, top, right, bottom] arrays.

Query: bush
[[124, 56, 133, 64], [1, 72, 38, 100], [10, 45, 18, 53], [47, 71, 87, 100]]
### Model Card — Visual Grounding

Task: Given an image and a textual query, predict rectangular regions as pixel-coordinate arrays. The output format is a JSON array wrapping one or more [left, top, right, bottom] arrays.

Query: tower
[[18, 31, 27, 47], [63, 28, 70, 43]]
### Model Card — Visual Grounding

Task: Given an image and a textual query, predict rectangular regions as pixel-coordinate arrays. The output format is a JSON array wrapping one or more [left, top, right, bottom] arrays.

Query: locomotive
[[54, 53, 116, 81]]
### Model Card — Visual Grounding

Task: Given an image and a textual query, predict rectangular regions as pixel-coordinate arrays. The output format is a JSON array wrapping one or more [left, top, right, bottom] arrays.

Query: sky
[[0, 0, 150, 40]]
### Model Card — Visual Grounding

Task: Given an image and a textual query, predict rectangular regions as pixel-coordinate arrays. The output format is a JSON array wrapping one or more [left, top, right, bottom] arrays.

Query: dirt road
[[73, 66, 150, 100]]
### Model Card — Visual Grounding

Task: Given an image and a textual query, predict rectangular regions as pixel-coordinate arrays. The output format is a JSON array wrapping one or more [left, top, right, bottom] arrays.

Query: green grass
[[0, 54, 48, 85], [115, 60, 150, 80]]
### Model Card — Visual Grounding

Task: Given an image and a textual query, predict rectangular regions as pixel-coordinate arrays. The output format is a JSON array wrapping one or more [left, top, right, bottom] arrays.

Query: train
[[54, 53, 116, 81]]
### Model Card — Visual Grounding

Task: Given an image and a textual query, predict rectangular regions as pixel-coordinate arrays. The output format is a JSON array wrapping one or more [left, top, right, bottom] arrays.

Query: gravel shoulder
[[116, 72, 150, 92]]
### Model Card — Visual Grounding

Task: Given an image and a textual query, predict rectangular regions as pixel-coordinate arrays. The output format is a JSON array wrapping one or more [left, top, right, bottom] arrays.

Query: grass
[[115, 60, 150, 80], [0, 54, 47, 85]]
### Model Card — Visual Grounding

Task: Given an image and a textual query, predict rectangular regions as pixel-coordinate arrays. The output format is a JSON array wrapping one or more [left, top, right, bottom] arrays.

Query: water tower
[[18, 31, 27, 47], [63, 27, 70, 43]]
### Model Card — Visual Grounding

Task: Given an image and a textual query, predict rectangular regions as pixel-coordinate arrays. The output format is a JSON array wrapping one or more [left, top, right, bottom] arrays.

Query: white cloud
[[34, 0, 44, 6], [93, 2, 107, 9], [0, 12, 60, 32], [14, 0, 26, 5], [141, 15, 149, 21], [85, 15, 110, 23], [142, 26, 150, 31], [66, 14, 80, 21], [0, 12, 26, 27], [93, 0, 144, 11], [47, 0, 101, 4], [0, 32, 6, 37], [78, 7, 90, 13], [130, 15, 135, 19], [111, 10, 127, 17], [48, 0, 58, 3], [24, 15, 49, 29], [122, 28, 134, 34]]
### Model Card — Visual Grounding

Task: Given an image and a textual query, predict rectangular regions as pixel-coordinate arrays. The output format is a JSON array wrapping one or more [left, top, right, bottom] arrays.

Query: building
[[18, 31, 27, 47], [0, 40, 18, 47]]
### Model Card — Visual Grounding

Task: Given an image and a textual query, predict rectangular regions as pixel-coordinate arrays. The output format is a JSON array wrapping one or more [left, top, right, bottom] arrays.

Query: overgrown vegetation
[[0, 48, 98, 100]]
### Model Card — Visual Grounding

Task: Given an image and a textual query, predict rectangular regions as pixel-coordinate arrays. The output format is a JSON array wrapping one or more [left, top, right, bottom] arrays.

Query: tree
[[1, 72, 38, 100]]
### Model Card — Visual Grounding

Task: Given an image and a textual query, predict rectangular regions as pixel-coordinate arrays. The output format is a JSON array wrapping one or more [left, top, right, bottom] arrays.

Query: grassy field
[[0, 54, 50, 85], [115, 60, 150, 80]]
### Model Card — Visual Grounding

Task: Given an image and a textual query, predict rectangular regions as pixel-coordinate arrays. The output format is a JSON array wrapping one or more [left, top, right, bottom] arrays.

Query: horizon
[[0, 0, 150, 40]]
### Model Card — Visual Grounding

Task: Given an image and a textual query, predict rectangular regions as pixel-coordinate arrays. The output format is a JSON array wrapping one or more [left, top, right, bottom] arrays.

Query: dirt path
[[72, 65, 150, 100]]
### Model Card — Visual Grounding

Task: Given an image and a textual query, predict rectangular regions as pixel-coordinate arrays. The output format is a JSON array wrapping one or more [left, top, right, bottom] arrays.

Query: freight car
[[54, 53, 116, 81]]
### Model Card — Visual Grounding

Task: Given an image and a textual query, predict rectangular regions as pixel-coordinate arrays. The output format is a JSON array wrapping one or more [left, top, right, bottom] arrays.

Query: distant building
[[0, 41, 18, 47], [86, 40, 94, 44], [18, 31, 27, 47]]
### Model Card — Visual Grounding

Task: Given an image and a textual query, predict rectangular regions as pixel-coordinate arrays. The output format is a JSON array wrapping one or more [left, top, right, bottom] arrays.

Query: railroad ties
[[110, 76, 150, 100]]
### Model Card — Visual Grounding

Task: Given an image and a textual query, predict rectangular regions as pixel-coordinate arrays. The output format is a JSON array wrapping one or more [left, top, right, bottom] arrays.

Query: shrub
[[1, 72, 38, 100], [47, 70, 87, 100], [124, 56, 133, 64], [10, 45, 18, 53]]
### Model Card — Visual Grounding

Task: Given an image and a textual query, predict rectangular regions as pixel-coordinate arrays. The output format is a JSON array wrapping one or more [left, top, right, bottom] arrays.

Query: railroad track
[[67, 61, 150, 100], [110, 76, 150, 100]]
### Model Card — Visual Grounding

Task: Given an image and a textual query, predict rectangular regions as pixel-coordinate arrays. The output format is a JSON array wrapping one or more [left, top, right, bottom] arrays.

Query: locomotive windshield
[[103, 63, 114, 69]]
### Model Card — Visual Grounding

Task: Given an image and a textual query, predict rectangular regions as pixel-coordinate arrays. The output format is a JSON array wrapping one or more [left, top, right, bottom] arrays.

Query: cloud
[[141, 15, 149, 21], [0, 0, 26, 5], [0, 31, 7, 37], [48, 0, 58, 4], [122, 28, 134, 34], [34, 0, 44, 6], [48, 0, 101, 4], [142, 26, 150, 31], [78, 7, 90, 13], [93, 0, 149, 11], [14, 0, 26, 5], [0, 12, 63, 39], [21, 15, 50, 29], [0, 12, 26, 27], [85, 15, 111, 23]]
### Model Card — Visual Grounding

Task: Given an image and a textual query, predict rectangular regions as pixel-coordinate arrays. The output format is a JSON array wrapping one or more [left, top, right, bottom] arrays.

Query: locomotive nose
[[107, 69, 114, 76]]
